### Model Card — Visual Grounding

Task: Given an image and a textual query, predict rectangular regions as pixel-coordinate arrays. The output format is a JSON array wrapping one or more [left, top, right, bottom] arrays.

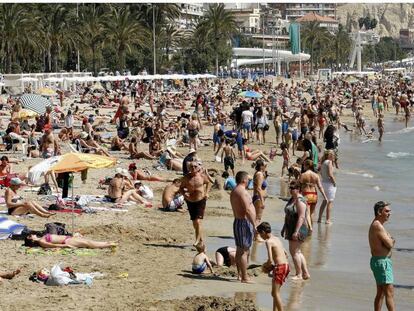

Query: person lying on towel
[[24, 233, 117, 249]]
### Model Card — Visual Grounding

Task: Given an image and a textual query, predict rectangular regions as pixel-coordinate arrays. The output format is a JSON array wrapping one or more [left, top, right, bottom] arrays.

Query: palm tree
[[332, 24, 351, 69], [134, 3, 181, 73], [197, 3, 237, 75], [0, 4, 37, 73], [77, 4, 106, 74], [38, 4, 77, 72], [300, 21, 331, 73], [103, 5, 148, 70]]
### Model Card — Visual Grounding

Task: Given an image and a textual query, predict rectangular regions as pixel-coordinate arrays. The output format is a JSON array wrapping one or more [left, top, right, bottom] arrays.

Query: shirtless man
[[368, 201, 395, 311], [106, 169, 149, 206], [230, 171, 256, 283], [299, 160, 327, 231], [162, 179, 185, 212], [188, 113, 201, 151], [40, 125, 59, 159], [180, 162, 211, 246]]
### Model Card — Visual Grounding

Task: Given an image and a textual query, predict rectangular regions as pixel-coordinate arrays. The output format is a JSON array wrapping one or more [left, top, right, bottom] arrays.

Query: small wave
[[386, 127, 414, 135], [343, 171, 374, 178], [373, 186, 380, 191], [386, 152, 412, 159]]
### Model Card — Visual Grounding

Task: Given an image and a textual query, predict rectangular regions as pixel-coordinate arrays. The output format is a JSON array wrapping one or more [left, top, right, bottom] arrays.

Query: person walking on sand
[[230, 171, 256, 283], [369, 201, 395, 311], [180, 162, 211, 246]]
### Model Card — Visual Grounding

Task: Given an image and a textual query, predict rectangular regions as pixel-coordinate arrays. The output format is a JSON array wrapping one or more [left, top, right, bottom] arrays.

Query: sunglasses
[[289, 187, 299, 190]]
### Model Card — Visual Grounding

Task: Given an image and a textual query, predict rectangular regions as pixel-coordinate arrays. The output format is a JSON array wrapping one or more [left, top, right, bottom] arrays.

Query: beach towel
[[22, 247, 97, 256], [0, 217, 26, 240]]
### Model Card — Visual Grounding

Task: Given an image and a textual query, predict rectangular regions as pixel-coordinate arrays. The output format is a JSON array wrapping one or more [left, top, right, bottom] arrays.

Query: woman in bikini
[[252, 159, 268, 240], [242, 142, 272, 163], [25, 233, 117, 249], [5, 178, 55, 218]]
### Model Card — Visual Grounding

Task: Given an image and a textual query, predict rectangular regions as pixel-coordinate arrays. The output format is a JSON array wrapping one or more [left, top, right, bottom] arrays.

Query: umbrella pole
[[71, 172, 75, 233]]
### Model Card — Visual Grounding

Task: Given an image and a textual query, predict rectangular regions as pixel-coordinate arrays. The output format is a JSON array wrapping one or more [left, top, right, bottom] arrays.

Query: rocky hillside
[[336, 3, 414, 38]]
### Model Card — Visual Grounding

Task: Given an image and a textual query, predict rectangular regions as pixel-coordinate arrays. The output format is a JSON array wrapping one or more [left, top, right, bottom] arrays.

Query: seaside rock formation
[[336, 3, 414, 38]]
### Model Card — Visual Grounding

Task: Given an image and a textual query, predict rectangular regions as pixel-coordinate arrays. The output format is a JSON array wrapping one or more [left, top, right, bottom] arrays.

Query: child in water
[[192, 242, 215, 275]]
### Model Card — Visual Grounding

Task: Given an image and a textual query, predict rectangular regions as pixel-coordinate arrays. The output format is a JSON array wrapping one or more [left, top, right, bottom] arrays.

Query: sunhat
[[80, 132, 88, 139]]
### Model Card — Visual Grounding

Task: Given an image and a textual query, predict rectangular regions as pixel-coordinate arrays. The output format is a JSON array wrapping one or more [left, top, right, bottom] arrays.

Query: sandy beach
[[1, 77, 413, 311]]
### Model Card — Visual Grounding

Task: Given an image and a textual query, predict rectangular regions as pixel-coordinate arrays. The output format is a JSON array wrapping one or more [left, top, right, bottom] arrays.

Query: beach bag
[[38, 183, 52, 195], [45, 222, 71, 236], [263, 124, 270, 131]]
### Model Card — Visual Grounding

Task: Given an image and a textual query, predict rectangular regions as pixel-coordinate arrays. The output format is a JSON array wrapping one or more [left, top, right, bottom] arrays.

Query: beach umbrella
[[36, 87, 57, 96], [28, 153, 116, 231], [238, 90, 263, 99], [18, 109, 38, 119], [19, 94, 52, 115]]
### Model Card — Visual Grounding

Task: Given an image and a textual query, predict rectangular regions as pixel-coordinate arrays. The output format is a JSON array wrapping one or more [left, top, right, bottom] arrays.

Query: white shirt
[[241, 110, 253, 124]]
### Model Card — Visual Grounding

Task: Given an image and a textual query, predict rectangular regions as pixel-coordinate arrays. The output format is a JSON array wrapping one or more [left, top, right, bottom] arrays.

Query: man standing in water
[[368, 201, 395, 311], [180, 162, 211, 246], [230, 171, 256, 283]]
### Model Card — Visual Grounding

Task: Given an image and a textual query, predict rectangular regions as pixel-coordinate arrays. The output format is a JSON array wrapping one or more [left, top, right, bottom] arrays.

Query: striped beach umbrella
[[19, 94, 52, 115]]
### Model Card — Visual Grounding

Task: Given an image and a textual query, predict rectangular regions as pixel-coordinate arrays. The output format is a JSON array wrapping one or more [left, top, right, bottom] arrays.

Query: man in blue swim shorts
[[368, 201, 395, 311], [230, 171, 256, 284]]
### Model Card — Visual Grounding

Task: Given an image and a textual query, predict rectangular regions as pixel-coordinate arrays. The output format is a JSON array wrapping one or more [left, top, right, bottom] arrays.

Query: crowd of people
[[1, 72, 406, 311]]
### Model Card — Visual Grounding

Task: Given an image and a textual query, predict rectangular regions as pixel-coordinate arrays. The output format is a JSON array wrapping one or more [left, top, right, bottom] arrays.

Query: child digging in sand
[[257, 222, 290, 311], [191, 243, 215, 275]]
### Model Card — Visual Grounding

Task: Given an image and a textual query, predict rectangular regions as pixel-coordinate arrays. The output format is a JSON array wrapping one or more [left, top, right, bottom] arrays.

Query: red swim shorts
[[273, 263, 290, 285]]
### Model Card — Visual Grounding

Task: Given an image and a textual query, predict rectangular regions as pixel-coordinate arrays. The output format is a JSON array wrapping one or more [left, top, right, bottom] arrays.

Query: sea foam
[[386, 152, 411, 159]]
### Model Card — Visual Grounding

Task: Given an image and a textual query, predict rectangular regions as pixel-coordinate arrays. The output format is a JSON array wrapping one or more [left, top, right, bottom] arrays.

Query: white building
[[176, 3, 205, 29]]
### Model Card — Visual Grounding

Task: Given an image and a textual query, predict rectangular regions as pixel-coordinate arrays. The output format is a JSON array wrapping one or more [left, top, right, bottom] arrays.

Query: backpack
[[38, 183, 52, 195], [44, 222, 71, 236]]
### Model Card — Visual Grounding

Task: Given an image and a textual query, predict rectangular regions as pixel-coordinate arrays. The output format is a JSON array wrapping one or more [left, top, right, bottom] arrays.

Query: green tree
[[103, 5, 148, 70], [300, 21, 331, 73], [77, 4, 106, 74], [197, 3, 237, 75]]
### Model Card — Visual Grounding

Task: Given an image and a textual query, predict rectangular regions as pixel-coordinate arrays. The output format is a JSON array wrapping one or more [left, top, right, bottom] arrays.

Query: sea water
[[209, 115, 414, 310]]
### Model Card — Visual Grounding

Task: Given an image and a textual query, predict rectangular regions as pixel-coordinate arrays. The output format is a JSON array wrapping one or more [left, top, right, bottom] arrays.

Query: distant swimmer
[[368, 201, 395, 311]]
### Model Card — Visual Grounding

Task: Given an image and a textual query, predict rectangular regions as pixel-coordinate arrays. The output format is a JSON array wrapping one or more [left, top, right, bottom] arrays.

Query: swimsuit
[[273, 263, 290, 285], [252, 174, 267, 204], [192, 262, 207, 274], [45, 233, 71, 244], [283, 197, 309, 241], [224, 156, 234, 171], [303, 191, 318, 205], [370, 256, 394, 285], [188, 129, 198, 138], [186, 198, 206, 220], [233, 218, 254, 249], [216, 247, 231, 267], [166, 195, 184, 211]]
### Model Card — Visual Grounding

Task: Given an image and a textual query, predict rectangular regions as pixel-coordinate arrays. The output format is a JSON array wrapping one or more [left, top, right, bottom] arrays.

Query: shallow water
[[208, 114, 414, 310]]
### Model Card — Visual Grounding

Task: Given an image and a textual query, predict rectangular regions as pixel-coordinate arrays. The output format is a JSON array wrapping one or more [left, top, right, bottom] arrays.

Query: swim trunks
[[273, 263, 290, 285], [303, 191, 318, 205], [166, 195, 184, 211], [186, 198, 206, 220], [233, 218, 254, 250], [242, 122, 252, 131], [370, 256, 394, 285], [192, 262, 207, 274], [224, 156, 234, 171]]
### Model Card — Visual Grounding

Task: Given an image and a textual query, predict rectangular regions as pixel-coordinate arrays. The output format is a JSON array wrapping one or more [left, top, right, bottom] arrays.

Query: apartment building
[[272, 3, 336, 21]]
